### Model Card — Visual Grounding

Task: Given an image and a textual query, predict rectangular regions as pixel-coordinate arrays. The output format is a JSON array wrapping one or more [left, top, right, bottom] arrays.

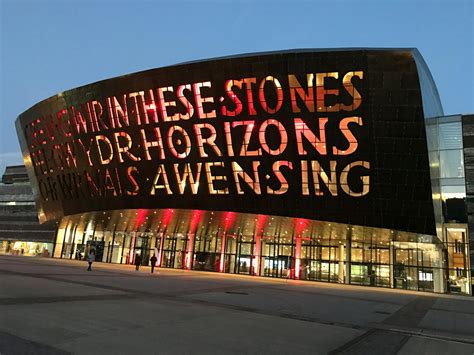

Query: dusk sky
[[1, 0, 473, 174]]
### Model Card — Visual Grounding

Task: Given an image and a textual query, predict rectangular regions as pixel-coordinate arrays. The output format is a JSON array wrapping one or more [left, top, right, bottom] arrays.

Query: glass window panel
[[375, 249, 390, 264], [441, 185, 466, 200], [439, 122, 462, 150], [351, 248, 363, 262], [321, 247, 331, 260], [428, 151, 440, 178], [425, 123, 439, 152], [446, 228, 466, 243], [240, 243, 252, 255], [440, 150, 464, 178]]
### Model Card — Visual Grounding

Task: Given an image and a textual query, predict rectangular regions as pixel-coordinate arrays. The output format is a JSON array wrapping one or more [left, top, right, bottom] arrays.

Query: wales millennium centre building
[[16, 49, 474, 295]]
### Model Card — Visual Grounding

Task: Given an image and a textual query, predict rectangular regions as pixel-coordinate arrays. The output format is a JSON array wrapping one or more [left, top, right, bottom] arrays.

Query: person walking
[[87, 249, 95, 271], [135, 253, 142, 271], [150, 254, 158, 274]]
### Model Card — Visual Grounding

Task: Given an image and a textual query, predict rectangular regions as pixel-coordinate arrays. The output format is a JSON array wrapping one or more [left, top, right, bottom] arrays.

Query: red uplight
[[189, 210, 203, 232], [162, 208, 174, 226], [134, 209, 147, 230], [185, 210, 204, 270], [295, 218, 309, 235], [294, 237, 302, 279], [223, 211, 236, 230], [255, 214, 267, 233]]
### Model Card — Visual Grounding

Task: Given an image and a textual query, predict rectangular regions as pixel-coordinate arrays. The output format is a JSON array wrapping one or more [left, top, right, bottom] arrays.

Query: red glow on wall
[[189, 210, 203, 233], [162, 208, 174, 226], [294, 237, 302, 279], [219, 231, 226, 272], [186, 210, 203, 269], [295, 218, 309, 235], [223, 211, 236, 230], [130, 231, 136, 265], [134, 209, 147, 230], [255, 214, 267, 232], [294, 218, 309, 279], [157, 225, 166, 267], [252, 214, 267, 276], [157, 209, 174, 267], [218, 212, 236, 273], [253, 235, 261, 276]]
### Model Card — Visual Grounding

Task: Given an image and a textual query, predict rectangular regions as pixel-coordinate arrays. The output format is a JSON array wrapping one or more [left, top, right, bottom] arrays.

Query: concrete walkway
[[0, 255, 473, 354]]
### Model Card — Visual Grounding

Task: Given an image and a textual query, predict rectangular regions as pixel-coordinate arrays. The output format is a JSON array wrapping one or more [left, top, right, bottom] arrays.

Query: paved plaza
[[0, 255, 473, 354]]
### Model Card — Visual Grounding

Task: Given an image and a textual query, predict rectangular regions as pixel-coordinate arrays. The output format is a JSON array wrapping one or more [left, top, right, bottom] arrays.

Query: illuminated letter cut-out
[[140, 128, 165, 160], [232, 121, 262, 156], [176, 84, 195, 120], [341, 71, 363, 111], [128, 92, 143, 125], [316, 72, 340, 112], [194, 123, 222, 158], [157, 86, 180, 122], [221, 80, 243, 117], [167, 126, 191, 159], [259, 119, 288, 155], [150, 165, 173, 195], [232, 161, 261, 194], [126, 166, 139, 195], [294, 118, 328, 155], [288, 74, 315, 113], [94, 135, 114, 165], [174, 163, 202, 194], [311, 160, 338, 196], [140, 89, 159, 123], [113, 132, 141, 163], [333, 117, 363, 155], [242, 78, 257, 115], [267, 161, 293, 195], [193, 82, 216, 119], [259, 76, 283, 114], [340, 161, 370, 196], [111, 95, 129, 128], [205, 162, 228, 194]]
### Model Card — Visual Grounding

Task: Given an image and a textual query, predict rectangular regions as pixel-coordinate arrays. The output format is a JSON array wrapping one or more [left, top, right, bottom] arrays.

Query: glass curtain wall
[[350, 233, 390, 287], [426, 115, 470, 295], [445, 225, 470, 294], [393, 241, 444, 292], [51, 216, 469, 295]]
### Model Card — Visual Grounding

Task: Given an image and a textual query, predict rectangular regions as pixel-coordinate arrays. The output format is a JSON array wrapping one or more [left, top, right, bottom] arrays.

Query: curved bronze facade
[[16, 49, 437, 234]]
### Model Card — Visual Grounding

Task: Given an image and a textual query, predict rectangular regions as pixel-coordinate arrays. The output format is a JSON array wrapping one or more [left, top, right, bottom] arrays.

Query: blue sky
[[0, 0, 473, 173]]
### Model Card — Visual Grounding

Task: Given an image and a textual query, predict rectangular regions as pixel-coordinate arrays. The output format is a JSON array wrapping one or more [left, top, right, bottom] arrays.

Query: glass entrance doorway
[[132, 234, 150, 266], [301, 242, 341, 282], [86, 240, 105, 262], [193, 231, 220, 272], [162, 233, 187, 269], [262, 236, 292, 278], [235, 238, 253, 275]]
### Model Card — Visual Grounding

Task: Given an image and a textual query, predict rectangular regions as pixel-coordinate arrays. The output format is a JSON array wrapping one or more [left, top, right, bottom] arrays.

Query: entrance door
[[193, 232, 220, 271], [301, 243, 321, 281], [350, 264, 371, 285], [162, 236, 177, 268], [162, 234, 187, 269], [261, 236, 292, 278], [235, 239, 253, 275], [134, 235, 150, 266], [86, 240, 105, 262], [301, 243, 340, 282]]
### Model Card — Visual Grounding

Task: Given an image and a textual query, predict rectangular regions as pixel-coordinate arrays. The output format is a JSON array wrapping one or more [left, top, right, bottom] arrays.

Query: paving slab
[[1, 255, 474, 354], [398, 336, 474, 355]]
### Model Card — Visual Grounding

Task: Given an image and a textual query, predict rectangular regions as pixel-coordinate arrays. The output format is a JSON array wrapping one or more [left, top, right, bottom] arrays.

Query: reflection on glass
[[51, 212, 469, 295]]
